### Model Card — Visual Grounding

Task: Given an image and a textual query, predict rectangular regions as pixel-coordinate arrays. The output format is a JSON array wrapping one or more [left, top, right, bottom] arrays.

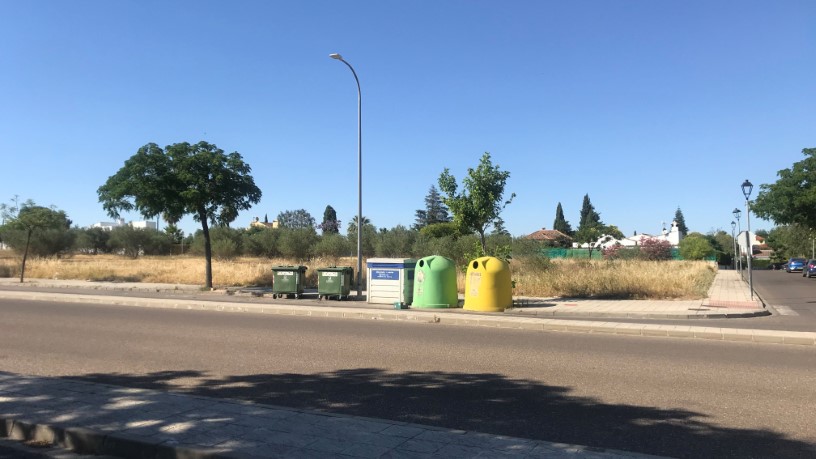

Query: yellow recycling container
[[463, 256, 512, 312]]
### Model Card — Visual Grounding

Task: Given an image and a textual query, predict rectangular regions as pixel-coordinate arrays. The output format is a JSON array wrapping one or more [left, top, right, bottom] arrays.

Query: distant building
[[91, 218, 157, 231], [524, 228, 573, 246], [736, 231, 763, 257], [574, 221, 683, 249], [249, 216, 279, 229]]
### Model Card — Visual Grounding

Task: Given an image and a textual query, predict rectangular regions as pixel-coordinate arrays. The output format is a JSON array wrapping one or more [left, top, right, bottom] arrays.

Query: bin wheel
[[294, 294, 299, 299], [271, 294, 277, 299]]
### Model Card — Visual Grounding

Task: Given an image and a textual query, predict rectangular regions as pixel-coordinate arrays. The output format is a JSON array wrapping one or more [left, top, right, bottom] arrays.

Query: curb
[[1, 417, 228, 459], [1, 290, 814, 346]]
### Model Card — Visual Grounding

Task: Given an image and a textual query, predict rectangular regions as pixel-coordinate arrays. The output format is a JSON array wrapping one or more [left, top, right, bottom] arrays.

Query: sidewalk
[[0, 372, 661, 459]]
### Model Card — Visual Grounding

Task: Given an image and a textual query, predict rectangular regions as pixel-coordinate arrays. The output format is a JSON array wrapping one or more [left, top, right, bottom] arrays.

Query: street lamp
[[731, 221, 737, 271], [742, 179, 754, 299], [733, 208, 742, 274], [329, 53, 363, 299]]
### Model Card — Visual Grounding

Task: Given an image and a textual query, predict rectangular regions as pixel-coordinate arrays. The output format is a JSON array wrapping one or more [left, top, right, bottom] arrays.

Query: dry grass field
[[0, 250, 716, 299]]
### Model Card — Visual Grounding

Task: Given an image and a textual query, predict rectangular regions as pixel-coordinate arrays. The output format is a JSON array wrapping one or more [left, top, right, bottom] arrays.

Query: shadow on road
[[66, 368, 815, 458]]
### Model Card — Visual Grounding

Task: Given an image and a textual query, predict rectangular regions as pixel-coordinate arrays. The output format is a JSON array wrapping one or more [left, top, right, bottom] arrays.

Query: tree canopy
[[0, 200, 72, 282], [438, 152, 515, 252], [674, 207, 688, 237], [753, 148, 816, 229], [97, 141, 261, 288], [277, 209, 316, 229], [552, 202, 573, 236], [414, 185, 451, 230], [320, 205, 341, 235]]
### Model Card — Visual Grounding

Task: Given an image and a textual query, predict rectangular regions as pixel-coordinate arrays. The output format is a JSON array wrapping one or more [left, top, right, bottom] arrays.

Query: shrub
[[640, 238, 673, 261]]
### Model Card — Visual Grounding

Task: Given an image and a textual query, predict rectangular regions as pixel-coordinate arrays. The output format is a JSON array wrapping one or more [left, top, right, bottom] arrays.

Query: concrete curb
[[1, 289, 814, 346], [1, 416, 236, 458]]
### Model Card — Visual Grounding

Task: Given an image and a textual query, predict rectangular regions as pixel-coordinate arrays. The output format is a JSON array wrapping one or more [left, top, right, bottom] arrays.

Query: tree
[[552, 202, 573, 236], [277, 209, 316, 229], [574, 194, 605, 257], [639, 237, 673, 261], [578, 194, 601, 229], [376, 225, 417, 257], [674, 207, 689, 237], [0, 201, 72, 282], [74, 227, 112, 254], [414, 185, 451, 230], [319, 205, 341, 235], [438, 152, 515, 253], [753, 148, 816, 228], [347, 215, 376, 257], [278, 227, 318, 261], [678, 233, 715, 260], [98, 141, 262, 288]]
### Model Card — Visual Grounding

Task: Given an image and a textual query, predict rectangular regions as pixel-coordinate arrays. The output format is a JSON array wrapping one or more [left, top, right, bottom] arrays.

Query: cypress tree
[[674, 207, 689, 237], [553, 202, 573, 235]]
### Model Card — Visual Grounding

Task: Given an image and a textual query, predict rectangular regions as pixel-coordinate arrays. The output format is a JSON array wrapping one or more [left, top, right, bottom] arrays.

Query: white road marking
[[772, 305, 799, 316]]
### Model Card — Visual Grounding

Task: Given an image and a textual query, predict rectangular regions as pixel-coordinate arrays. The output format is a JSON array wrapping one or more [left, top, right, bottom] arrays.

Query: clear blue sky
[[2, 1, 814, 238]]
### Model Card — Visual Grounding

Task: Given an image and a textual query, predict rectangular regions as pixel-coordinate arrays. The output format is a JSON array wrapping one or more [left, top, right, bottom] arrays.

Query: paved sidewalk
[[0, 372, 661, 459]]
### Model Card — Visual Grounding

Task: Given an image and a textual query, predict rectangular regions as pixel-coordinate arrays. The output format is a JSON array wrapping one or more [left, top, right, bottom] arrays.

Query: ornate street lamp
[[742, 180, 754, 299], [329, 53, 363, 299]]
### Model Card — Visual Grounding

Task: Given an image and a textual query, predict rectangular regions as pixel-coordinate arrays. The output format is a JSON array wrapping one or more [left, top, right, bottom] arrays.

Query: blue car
[[803, 260, 816, 278], [786, 257, 807, 273]]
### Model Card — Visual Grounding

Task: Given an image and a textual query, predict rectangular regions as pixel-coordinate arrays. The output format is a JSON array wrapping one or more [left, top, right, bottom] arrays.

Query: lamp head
[[329, 53, 343, 60], [741, 179, 753, 199], [731, 221, 736, 229], [733, 208, 741, 219]]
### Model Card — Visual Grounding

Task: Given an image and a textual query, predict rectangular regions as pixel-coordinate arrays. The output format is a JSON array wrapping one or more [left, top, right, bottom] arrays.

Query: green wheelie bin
[[270, 265, 307, 299], [317, 266, 353, 300], [412, 255, 459, 308]]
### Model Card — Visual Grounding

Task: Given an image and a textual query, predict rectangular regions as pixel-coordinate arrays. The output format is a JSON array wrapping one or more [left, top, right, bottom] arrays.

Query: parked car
[[786, 257, 807, 273], [803, 260, 816, 278]]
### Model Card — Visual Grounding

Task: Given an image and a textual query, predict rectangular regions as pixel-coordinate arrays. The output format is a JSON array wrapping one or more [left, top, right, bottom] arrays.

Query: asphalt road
[[1, 298, 815, 458]]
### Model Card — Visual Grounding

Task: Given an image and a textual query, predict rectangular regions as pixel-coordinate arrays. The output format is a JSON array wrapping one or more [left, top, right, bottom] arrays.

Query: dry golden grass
[[508, 258, 717, 300], [0, 250, 716, 299]]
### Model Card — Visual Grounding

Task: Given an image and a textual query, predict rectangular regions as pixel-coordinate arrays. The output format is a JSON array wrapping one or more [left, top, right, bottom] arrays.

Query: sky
[[1, 1, 814, 238]]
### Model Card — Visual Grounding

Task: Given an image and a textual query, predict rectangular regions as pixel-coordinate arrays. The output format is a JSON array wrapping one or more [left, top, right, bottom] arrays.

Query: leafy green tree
[[97, 141, 261, 288], [753, 148, 816, 228], [319, 205, 341, 235], [578, 194, 601, 229], [678, 233, 715, 260], [553, 202, 573, 236], [277, 209, 316, 230], [108, 225, 174, 258], [674, 207, 689, 237], [414, 185, 451, 230], [74, 227, 112, 254], [709, 230, 735, 266], [347, 215, 376, 257], [278, 227, 318, 261], [375, 225, 417, 257], [438, 152, 515, 253], [314, 233, 351, 259], [0, 201, 73, 282], [419, 221, 460, 239], [766, 225, 811, 260], [190, 227, 244, 260], [243, 227, 280, 257]]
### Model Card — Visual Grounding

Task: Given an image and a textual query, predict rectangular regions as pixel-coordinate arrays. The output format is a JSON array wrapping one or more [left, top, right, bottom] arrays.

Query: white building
[[574, 221, 683, 249], [91, 218, 157, 231], [736, 231, 763, 256]]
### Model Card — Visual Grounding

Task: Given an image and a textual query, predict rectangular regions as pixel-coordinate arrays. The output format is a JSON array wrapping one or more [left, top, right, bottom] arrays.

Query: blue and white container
[[366, 258, 417, 306]]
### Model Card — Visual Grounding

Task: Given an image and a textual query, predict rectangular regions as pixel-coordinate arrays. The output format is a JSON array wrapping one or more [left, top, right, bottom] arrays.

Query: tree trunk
[[20, 229, 32, 283], [478, 230, 487, 255], [200, 210, 213, 289]]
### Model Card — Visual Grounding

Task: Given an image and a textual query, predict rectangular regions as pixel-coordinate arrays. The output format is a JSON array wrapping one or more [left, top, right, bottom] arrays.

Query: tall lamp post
[[742, 179, 754, 299], [329, 53, 363, 299], [731, 221, 737, 270], [733, 208, 742, 275]]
